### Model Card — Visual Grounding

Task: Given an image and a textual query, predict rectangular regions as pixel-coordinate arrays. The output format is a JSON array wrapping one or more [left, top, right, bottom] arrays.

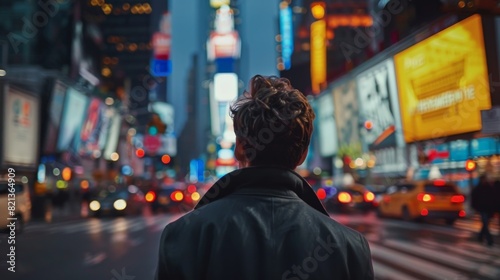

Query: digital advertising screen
[[56, 87, 89, 152], [394, 14, 491, 142], [43, 80, 67, 154], [2, 85, 40, 167], [356, 59, 404, 150], [332, 80, 360, 146], [103, 111, 122, 160], [317, 93, 338, 157], [79, 98, 106, 156]]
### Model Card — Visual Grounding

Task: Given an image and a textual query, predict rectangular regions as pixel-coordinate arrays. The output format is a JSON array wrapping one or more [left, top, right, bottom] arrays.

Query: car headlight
[[113, 199, 127, 211], [89, 200, 101, 211]]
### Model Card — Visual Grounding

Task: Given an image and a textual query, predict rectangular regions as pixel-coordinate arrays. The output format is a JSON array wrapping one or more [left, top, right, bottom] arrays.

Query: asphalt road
[[0, 210, 499, 280]]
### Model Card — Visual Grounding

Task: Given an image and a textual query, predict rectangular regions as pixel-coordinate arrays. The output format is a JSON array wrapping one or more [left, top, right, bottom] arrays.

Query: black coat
[[470, 181, 497, 213], [155, 166, 374, 280]]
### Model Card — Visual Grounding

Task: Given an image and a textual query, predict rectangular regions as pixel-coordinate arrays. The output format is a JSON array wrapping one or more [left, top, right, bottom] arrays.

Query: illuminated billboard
[[394, 14, 491, 142], [317, 93, 338, 156], [2, 85, 40, 167], [57, 87, 89, 152], [44, 80, 67, 154], [356, 59, 404, 150], [310, 19, 326, 94], [332, 80, 360, 145], [79, 98, 106, 156]]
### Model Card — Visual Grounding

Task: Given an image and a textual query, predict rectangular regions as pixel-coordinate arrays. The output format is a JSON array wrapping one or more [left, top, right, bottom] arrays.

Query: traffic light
[[465, 159, 476, 172], [135, 148, 145, 158], [161, 154, 171, 164]]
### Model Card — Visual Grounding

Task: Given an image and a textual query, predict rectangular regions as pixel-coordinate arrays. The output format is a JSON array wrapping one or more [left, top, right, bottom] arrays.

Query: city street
[[0, 211, 499, 280]]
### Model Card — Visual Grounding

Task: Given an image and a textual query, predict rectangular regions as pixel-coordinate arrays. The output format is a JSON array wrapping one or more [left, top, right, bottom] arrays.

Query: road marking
[[373, 261, 420, 280], [382, 239, 500, 278], [370, 243, 466, 280]]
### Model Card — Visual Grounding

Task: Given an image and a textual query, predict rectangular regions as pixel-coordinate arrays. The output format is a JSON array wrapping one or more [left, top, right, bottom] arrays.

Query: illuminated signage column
[[310, 2, 327, 94], [279, 2, 293, 70], [207, 4, 241, 175], [151, 13, 172, 77]]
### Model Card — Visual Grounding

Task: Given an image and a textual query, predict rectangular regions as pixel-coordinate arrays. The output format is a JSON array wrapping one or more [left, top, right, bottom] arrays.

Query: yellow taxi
[[377, 179, 466, 225]]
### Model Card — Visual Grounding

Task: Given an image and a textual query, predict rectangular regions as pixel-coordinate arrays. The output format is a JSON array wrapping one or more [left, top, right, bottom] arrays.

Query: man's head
[[230, 75, 315, 169]]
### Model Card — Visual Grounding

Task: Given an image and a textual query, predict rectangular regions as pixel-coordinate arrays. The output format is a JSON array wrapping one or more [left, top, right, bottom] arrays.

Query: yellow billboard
[[394, 14, 491, 142], [311, 19, 327, 94]]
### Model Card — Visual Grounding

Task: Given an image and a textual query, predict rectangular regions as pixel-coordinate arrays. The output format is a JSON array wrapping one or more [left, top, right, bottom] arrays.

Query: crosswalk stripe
[[370, 243, 466, 280], [382, 239, 500, 278], [417, 239, 493, 262], [372, 261, 420, 280]]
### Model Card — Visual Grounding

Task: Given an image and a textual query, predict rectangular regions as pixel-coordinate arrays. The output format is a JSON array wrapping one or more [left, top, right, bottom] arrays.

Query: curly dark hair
[[230, 75, 315, 169]]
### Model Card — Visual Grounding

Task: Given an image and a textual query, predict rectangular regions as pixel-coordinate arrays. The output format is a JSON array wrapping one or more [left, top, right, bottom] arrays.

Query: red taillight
[[459, 210, 466, 217], [187, 184, 197, 193], [451, 195, 465, 203], [338, 192, 352, 203], [433, 179, 446, 186], [170, 190, 184, 202], [421, 208, 429, 216], [364, 191, 375, 202], [417, 193, 434, 202], [145, 191, 156, 202], [316, 188, 327, 200]]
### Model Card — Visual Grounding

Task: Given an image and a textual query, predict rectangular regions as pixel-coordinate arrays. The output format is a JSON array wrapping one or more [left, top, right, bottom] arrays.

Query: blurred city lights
[[105, 97, 114, 105], [21, 176, 29, 184], [62, 167, 72, 181], [161, 155, 171, 164], [80, 180, 89, 189], [128, 128, 137, 136], [311, 2, 325, 19], [313, 167, 322, 175], [0, 69, 6, 76], [53, 168, 61, 176], [191, 192, 201, 201], [110, 152, 120, 161]]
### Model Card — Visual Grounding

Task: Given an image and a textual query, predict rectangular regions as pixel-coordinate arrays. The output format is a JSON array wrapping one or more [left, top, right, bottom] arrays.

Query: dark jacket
[[155, 166, 374, 280], [470, 181, 497, 213]]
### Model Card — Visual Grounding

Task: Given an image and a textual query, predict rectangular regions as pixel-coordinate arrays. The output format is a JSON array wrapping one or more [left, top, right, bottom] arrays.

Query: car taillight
[[316, 188, 327, 200], [170, 190, 184, 202], [433, 179, 446, 186], [145, 191, 156, 202], [417, 193, 434, 202], [338, 192, 352, 203], [364, 191, 375, 202], [451, 195, 465, 203], [459, 210, 466, 217]]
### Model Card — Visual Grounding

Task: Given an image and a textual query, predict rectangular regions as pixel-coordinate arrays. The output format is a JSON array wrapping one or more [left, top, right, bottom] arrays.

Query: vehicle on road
[[145, 182, 202, 213], [317, 183, 376, 214], [88, 186, 146, 217], [377, 179, 466, 225], [0, 179, 31, 233]]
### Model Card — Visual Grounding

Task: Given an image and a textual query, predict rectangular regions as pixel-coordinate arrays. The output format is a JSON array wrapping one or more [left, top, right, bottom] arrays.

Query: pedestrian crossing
[[369, 235, 500, 280], [25, 214, 183, 235]]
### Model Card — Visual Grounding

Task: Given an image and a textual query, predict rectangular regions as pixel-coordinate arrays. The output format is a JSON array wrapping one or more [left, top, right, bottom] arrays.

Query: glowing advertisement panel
[[103, 111, 121, 160], [79, 98, 106, 156], [332, 80, 360, 145], [394, 14, 491, 142], [44, 80, 67, 154], [317, 93, 338, 156], [356, 59, 404, 150], [57, 87, 89, 152], [2, 85, 40, 167]]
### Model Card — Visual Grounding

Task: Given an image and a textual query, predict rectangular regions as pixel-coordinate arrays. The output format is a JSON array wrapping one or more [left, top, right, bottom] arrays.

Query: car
[[377, 179, 466, 225], [0, 179, 31, 233], [317, 184, 376, 214], [88, 185, 146, 217], [145, 182, 202, 213]]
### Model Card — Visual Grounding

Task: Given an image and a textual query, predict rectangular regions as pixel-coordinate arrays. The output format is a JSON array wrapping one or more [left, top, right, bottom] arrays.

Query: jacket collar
[[195, 166, 329, 216]]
